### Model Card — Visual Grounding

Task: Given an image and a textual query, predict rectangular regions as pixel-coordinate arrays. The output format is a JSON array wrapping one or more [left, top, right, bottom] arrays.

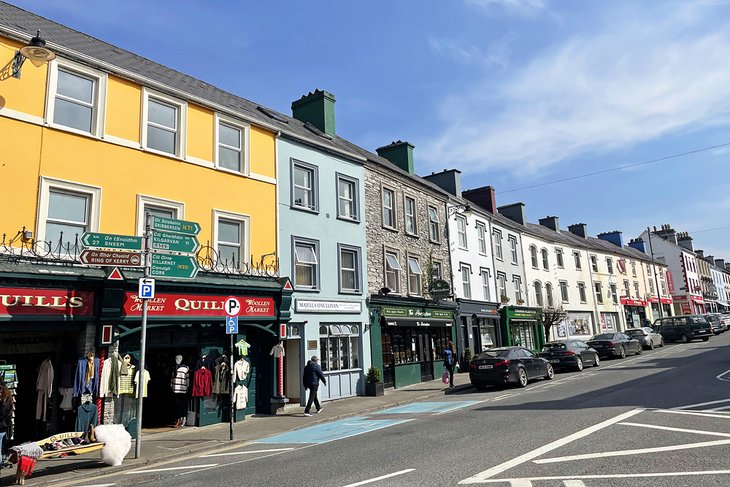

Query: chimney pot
[[291, 89, 336, 136]]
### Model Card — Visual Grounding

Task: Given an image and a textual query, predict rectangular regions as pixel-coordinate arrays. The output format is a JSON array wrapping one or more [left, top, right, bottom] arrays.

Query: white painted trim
[[655, 409, 730, 420], [0, 107, 44, 125], [212, 209, 251, 266], [214, 112, 251, 176], [37, 177, 102, 242], [249, 172, 277, 185], [102, 133, 140, 150], [674, 398, 730, 410], [185, 155, 215, 169], [141, 87, 187, 159], [135, 195, 185, 235]]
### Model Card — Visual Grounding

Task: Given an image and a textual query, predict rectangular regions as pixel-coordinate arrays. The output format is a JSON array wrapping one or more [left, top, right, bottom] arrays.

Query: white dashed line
[[618, 421, 730, 438], [124, 464, 218, 474], [341, 468, 415, 487], [200, 447, 295, 458]]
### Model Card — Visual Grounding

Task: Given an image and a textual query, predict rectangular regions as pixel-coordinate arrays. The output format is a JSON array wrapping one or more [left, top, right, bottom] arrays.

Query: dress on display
[[35, 358, 54, 421]]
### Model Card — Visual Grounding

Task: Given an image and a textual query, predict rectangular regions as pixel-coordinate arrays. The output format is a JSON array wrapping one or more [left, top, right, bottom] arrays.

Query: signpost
[[150, 216, 201, 236], [81, 232, 143, 251], [80, 249, 143, 267], [223, 296, 241, 442], [150, 253, 198, 279], [150, 231, 200, 254]]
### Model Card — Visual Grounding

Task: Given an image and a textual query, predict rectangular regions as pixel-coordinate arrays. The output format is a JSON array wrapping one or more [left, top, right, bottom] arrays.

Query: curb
[[36, 383, 473, 486]]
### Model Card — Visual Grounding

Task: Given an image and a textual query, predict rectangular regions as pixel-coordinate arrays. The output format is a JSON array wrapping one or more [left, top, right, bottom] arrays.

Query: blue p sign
[[138, 278, 155, 299], [226, 316, 239, 334]]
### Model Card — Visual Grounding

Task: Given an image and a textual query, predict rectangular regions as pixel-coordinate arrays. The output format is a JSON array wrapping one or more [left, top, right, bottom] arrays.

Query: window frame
[[404, 194, 418, 236], [610, 283, 618, 304], [292, 236, 320, 291], [497, 272, 507, 301], [493, 229, 503, 261], [212, 209, 250, 268], [456, 214, 468, 249], [606, 257, 614, 274], [574, 251, 582, 270], [509, 235, 519, 264], [534, 280, 544, 307], [135, 195, 185, 235], [530, 245, 539, 268], [559, 280, 569, 303], [141, 88, 187, 158], [335, 173, 360, 222], [556, 248, 565, 268], [382, 185, 397, 230], [37, 177, 101, 245], [480, 267, 491, 301], [476, 222, 487, 255], [460, 263, 472, 299], [545, 282, 554, 308], [578, 281, 587, 303], [513, 275, 523, 302], [432, 260, 443, 281], [407, 254, 423, 296], [594, 282, 603, 304], [46, 59, 107, 138], [590, 255, 599, 273], [214, 114, 250, 175], [291, 159, 319, 213], [428, 206, 440, 243], [541, 248, 549, 271], [337, 244, 362, 294], [384, 248, 402, 294]]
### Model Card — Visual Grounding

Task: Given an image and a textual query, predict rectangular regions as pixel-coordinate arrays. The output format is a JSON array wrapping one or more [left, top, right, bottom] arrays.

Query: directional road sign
[[150, 253, 198, 279], [150, 216, 201, 236], [224, 296, 241, 316], [138, 278, 156, 299], [80, 249, 144, 267], [225, 316, 239, 334], [81, 232, 143, 251], [150, 231, 200, 254]]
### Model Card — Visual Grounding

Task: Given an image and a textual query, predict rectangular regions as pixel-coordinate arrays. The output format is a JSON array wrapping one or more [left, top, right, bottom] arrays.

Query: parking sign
[[138, 278, 156, 300], [224, 296, 241, 316], [226, 316, 239, 334]]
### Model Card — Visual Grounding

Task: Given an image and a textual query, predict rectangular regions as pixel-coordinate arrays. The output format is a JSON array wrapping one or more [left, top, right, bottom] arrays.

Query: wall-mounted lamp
[[448, 203, 473, 219], [12, 30, 56, 79]]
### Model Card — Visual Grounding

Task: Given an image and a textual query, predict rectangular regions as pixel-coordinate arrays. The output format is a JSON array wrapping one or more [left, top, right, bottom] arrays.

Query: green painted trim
[[369, 310, 383, 373], [394, 363, 421, 388], [116, 321, 277, 339]]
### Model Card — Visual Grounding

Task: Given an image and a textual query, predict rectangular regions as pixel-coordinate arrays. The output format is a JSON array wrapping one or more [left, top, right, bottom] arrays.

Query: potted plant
[[500, 294, 510, 305], [365, 366, 384, 396]]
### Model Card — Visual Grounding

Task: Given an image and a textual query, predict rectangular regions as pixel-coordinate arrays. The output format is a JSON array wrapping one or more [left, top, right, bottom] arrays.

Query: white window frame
[[291, 159, 319, 212], [456, 215, 468, 249], [384, 248, 402, 294], [141, 88, 187, 158], [556, 248, 564, 268], [493, 229, 503, 261], [559, 280, 569, 303], [631, 261, 637, 277], [606, 257, 614, 274], [46, 59, 107, 138], [37, 177, 101, 243], [293, 237, 320, 290], [212, 209, 250, 267], [497, 272, 507, 300], [545, 282, 554, 308], [610, 283, 618, 304], [534, 281, 544, 307], [460, 263, 472, 300], [594, 282, 603, 304], [338, 244, 361, 294], [136, 195, 185, 235], [476, 222, 487, 255], [530, 245, 539, 268], [407, 255, 423, 296], [432, 260, 443, 281], [428, 206, 440, 243], [574, 251, 582, 270], [404, 195, 418, 236], [591, 255, 599, 273], [578, 282, 587, 303], [541, 248, 549, 271], [214, 113, 250, 175], [336, 173, 360, 222], [513, 275, 523, 302], [480, 268, 491, 301], [634, 281, 641, 299], [382, 186, 397, 230], [509, 235, 518, 264]]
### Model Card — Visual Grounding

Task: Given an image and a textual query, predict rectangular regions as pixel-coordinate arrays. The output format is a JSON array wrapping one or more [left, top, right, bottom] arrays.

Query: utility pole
[[646, 227, 664, 319], [135, 215, 152, 458]]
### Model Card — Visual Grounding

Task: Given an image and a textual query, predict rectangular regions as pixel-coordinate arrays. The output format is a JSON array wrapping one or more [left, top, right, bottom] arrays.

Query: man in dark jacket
[[302, 356, 326, 416]]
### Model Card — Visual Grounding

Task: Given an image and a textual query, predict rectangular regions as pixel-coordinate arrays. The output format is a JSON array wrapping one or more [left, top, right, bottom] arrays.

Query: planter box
[[365, 382, 384, 397]]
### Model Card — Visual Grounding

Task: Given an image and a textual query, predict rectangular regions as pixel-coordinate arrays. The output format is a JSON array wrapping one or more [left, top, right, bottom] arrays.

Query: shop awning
[[385, 318, 453, 327]]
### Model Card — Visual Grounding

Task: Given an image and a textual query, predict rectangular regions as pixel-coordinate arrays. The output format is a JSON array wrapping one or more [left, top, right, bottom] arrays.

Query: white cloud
[[466, 0, 548, 16], [421, 4, 730, 175], [428, 35, 514, 68]]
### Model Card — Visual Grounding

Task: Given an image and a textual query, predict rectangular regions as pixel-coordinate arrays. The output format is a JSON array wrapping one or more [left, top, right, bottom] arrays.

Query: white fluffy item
[[94, 424, 132, 466]]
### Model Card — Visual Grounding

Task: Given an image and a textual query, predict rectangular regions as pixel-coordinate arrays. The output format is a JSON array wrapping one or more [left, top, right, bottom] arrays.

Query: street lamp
[[12, 30, 56, 79], [448, 202, 473, 218]]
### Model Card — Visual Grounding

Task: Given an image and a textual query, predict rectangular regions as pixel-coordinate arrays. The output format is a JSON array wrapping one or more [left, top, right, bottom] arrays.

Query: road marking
[[708, 405, 730, 411], [469, 470, 730, 482], [459, 408, 643, 484], [124, 464, 218, 474], [655, 409, 730, 420], [533, 439, 730, 464], [716, 368, 730, 382], [618, 421, 730, 437], [563, 481, 587, 487], [341, 468, 415, 487], [72, 484, 116, 487], [508, 481, 532, 486], [255, 416, 414, 444], [373, 401, 477, 414], [673, 398, 730, 410], [200, 447, 295, 458]]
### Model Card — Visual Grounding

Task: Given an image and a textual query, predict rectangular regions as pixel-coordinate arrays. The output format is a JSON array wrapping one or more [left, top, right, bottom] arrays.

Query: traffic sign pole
[[135, 215, 152, 459], [230, 333, 235, 441]]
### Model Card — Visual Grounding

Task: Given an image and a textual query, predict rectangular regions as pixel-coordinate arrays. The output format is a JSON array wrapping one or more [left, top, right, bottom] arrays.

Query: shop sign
[[429, 279, 451, 299], [507, 307, 540, 320], [380, 306, 454, 320], [295, 299, 362, 313], [648, 296, 673, 304], [690, 295, 705, 304], [385, 318, 452, 327], [620, 297, 646, 307], [666, 271, 676, 294], [0, 287, 94, 318], [123, 292, 275, 318]]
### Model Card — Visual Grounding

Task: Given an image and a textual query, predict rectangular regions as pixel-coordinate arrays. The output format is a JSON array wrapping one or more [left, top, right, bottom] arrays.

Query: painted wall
[[447, 205, 497, 303]]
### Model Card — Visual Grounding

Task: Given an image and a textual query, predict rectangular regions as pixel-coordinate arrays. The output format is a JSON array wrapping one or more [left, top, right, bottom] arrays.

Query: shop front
[[369, 298, 457, 389], [558, 310, 595, 341], [102, 275, 291, 431], [500, 306, 544, 352], [599, 312, 620, 333], [621, 298, 648, 328], [458, 299, 501, 353], [649, 297, 673, 321], [292, 298, 368, 404]]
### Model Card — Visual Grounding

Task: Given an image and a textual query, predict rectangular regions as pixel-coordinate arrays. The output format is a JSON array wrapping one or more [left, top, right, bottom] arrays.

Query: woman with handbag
[[442, 341, 456, 388]]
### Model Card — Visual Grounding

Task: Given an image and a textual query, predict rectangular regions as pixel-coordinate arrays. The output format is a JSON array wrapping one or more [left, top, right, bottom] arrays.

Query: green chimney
[[291, 90, 336, 136], [376, 141, 415, 174]]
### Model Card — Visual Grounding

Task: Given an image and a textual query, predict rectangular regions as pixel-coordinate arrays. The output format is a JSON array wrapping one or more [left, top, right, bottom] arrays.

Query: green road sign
[[150, 216, 201, 236], [150, 231, 200, 254], [82, 232, 143, 251], [150, 253, 198, 279]]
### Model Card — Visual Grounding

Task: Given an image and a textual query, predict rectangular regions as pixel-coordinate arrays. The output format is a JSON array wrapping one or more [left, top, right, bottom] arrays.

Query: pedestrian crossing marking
[[253, 416, 412, 444], [373, 401, 479, 415]]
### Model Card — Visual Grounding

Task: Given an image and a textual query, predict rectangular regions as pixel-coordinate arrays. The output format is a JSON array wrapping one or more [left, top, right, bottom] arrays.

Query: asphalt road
[[72, 334, 730, 487]]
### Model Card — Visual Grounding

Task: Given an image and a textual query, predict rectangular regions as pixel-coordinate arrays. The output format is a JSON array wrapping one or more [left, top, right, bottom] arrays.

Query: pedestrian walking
[[442, 341, 456, 388], [302, 356, 326, 417]]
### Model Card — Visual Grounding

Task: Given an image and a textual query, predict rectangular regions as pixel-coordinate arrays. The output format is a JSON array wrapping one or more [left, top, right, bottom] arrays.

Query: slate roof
[[0, 1, 365, 164]]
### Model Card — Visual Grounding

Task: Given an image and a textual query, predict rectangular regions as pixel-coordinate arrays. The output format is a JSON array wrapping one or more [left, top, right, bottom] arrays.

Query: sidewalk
[[0, 378, 472, 486]]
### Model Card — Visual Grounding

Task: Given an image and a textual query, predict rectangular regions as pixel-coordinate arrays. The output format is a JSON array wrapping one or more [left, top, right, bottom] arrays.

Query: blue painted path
[[373, 401, 479, 415], [254, 416, 412, 445]]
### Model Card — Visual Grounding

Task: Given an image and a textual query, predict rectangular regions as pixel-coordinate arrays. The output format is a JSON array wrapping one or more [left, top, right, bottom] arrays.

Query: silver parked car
[[625, 327, 664, 350]]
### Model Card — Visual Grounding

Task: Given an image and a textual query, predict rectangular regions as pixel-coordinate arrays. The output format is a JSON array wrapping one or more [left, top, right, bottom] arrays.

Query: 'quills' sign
[[0, 287, 94, 318], [123, 292, 276, 318]]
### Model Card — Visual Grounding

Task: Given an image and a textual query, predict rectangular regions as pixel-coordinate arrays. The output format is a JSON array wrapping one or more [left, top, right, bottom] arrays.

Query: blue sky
[[10, 0, 730, 260]]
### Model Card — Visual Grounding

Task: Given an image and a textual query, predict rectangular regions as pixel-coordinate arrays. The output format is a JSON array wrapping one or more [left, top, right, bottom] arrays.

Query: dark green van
[[652, 315, 712, 343]]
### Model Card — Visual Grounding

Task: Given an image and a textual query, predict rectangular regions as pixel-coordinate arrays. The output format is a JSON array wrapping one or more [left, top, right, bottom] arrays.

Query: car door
[[511, 348, 530, 377], [623, 333, 639, 353], [574, 340, 593, 364], [522, 348, 543, 377]]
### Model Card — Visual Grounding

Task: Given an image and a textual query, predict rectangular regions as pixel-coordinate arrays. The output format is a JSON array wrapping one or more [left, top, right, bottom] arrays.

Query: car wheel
[[680, 334, 689, 343], [646, 341, 654, 350], [575, 356, 584, 372], [702, 337, 710, 342], [660, 338, 664, 347], [636, 346, 642, 355], [593, 354, 600, 367], [516, 367, 528, 388], [619, 346, 626, 358], [545, 364, 555, 380]]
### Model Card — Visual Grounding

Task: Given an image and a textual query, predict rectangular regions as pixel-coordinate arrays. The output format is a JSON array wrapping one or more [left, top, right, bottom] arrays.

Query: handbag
[[442, 369, 449, 384]]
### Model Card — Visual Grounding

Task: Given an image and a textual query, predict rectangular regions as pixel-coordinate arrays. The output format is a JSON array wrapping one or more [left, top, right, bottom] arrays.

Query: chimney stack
[[423, 169, 462, 196], [463, 186, 497, 214], [291, 89, 336, 136], [654, 224, 677, 245], [715, 259, 726, 269], [677, 232, 694, 251], [538, 216, 560, 231], [376, 141, 415, 174], [597, 230, 624, 248], [628, 237, 646, 253], [497, 203, 526, 225], [568, 223, 588, 238]]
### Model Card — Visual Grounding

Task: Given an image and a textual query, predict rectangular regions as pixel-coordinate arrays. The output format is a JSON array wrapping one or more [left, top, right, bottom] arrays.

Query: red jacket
[[192, 367, 212, 397]]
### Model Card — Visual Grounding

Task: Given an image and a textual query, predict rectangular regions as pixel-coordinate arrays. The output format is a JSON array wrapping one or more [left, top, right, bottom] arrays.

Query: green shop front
[[369, 298, 457, 388], [102, 272, 291, 431], [500, 306, 544, 352]]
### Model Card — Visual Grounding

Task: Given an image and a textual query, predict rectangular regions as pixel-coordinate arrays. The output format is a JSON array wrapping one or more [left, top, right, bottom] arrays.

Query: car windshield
[[625, 330, 643, 335], [479, 349, 510, 359], [542, 343, 566, 352], [590, 334, 614, 340], [690, 316, 708, 324]]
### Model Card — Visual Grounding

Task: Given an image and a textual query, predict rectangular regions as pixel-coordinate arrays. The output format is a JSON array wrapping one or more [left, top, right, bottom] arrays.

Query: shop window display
[[319, 325, 360, 371]]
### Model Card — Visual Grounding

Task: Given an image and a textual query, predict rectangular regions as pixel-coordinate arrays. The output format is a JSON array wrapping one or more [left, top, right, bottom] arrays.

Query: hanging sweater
[[212, 362, 230, 394], [99, 355, 122, 397], [75, 402, 99, 432], [73, 357, 100, 397], [192, 367, 212, 397], [171, 365, 189, 394]]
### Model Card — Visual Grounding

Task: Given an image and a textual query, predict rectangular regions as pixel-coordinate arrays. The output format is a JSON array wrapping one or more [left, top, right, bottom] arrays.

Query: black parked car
[[469, 346, 554, 390], [538, 340, 600, 371], [586, 333, 642, 359], [653, 315, 712, 343]]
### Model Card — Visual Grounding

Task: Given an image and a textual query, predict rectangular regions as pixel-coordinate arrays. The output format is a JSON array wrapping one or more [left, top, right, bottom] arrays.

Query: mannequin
[[171, 355, 189, 428]]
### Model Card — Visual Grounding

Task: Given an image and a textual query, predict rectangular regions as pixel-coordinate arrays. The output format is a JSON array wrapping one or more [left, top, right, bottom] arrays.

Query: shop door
[[381, 332, 394, 388], [198, 346, 224, 427], [419, 332, 433, 381]]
